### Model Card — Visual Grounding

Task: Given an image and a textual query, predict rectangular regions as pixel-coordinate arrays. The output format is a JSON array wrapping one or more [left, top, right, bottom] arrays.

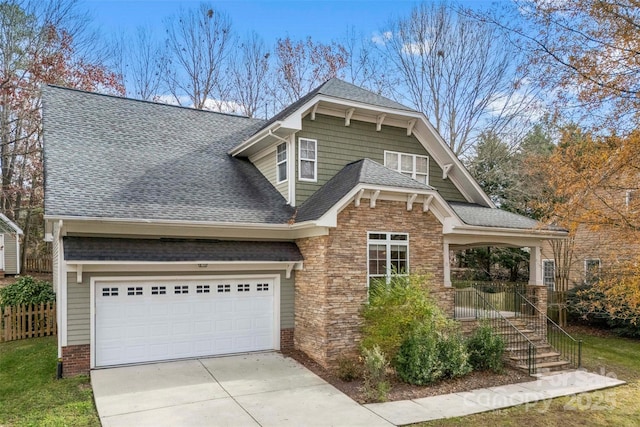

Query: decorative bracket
[[423, 194, 434, 212], [407, 119, 417, 136], [376, 114, 386, 131], [345, 108, 355, 126], [442, 163, 453, 179], [310, 104, 319, 121], [354, 188, 365, 207], [76, 265, 83, 284], [407, 193, 418, 211], [370, 190, 380, 208]]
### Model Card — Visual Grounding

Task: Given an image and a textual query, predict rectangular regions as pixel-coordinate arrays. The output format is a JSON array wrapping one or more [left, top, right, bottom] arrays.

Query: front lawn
[[0, 336, 100, 427], [417, 328, 640, 427]]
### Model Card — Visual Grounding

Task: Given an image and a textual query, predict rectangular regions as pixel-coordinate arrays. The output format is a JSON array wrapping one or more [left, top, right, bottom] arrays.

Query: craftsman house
[[43, 79, 567, 376]]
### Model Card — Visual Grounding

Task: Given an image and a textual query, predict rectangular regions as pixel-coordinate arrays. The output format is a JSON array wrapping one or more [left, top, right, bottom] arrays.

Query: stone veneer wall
[[295, 200, 450, 368]]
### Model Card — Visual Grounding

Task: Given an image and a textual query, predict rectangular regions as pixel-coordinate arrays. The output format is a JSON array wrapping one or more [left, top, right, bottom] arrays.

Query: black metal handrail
[[516, 290, 582, 369], [473, 289, 538, 375]]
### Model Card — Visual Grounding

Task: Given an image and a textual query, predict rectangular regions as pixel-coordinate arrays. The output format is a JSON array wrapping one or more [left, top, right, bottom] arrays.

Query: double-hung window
[[384, 151, 428, 184], [298, 138, 317, 182], [367, 232, 409, 289], [276, 143, 287, 183]]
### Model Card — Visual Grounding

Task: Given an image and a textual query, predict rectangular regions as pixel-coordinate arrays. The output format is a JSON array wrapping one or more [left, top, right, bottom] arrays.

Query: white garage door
[[95, 277, 275, 367]]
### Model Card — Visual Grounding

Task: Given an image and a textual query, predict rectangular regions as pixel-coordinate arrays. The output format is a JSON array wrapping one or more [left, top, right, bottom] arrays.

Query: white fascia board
[[0, 212, 23, 234], [411, 121, 494, 207], [445, 224, 568, 240], [313, 95, 423, 120], [66, 260, 303, 267], [44, 215, 293, 230], [308, 184, 456, 228]]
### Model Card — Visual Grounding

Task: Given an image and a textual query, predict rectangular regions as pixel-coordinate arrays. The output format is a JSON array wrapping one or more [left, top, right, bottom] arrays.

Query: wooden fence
[[1, 303, 57, 342], [24, 258, 53, 273]]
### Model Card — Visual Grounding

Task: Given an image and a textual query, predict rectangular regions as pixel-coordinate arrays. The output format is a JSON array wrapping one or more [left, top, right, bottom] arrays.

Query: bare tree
[[0, 0, 122, 263], [229, 32, 270, 118], [163, 3, 232, 110], [274, 36, 348, 108], [343, 27, 393, 98], [377, 2, 537, 158], [114, 26, 166, 101]]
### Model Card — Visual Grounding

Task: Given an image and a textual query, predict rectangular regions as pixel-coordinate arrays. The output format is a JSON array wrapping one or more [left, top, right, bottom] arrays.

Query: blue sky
[[81, 0, 497, 45]]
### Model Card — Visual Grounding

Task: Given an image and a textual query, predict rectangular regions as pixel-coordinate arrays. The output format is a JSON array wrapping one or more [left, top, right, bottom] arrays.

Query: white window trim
[[367, 231, 409, 287], [298, 138, 317, 182], [383, 150, 429, 184], [276, 142, 288, 184]]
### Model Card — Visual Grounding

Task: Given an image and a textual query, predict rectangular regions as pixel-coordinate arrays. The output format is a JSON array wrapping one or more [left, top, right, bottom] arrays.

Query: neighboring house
[[0, 213, 23, 276], [42, 79, 567, 376], [542, 188, 639, 292]]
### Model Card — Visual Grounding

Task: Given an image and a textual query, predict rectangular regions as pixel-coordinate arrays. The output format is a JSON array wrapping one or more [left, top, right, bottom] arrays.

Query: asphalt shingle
[[43, 86, 295, 224], [296, 159, 433, 222], [63, 237, 303, 262], [449, 202, 565, 231]]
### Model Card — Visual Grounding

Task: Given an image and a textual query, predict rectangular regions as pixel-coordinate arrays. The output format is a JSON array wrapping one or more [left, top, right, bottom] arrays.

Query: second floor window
[[276, 143, 287, 183], [384, 151, 429, 184], [299, 138, 317, 182]]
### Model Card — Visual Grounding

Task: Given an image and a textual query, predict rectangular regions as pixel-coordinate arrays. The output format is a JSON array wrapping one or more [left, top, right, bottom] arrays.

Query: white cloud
[[371, 31, 392, 46]]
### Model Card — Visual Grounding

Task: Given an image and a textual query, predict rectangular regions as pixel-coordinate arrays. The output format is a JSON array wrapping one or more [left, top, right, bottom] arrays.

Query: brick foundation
[[295, 200, 449, 369], [61, 344, 90, 377], [280, 328, 294, 350]]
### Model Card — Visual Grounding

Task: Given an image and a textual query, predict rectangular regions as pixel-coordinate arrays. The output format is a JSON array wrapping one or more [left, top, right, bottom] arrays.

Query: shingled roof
[[43, 86, 295, 224], [296, 159, 434, 222], [63, 237, 303, 262], [449, 202, 565, 231], [250, 78, 415, 136]]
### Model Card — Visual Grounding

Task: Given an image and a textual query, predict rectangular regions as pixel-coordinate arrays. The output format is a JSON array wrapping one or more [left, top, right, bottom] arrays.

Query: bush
[[0, 276, 55, 307], [438, 327, 472, 378], [395, 325, 443, 385], [466, 324, 506, 373], [395, 323, 471, 385], [567, 276, 640, 338], [362, 345, 390, 402], [361, 274, 448, 361], [335, 357, 361, 382]]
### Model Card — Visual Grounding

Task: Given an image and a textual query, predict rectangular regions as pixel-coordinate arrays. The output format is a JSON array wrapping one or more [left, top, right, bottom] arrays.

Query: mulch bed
[[282, 349, 531, 404]]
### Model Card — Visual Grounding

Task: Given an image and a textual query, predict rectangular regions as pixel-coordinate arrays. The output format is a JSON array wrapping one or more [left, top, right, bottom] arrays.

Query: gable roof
[[43, 86, 295, 224], [449, 202, 565, 231], [253, 79, 415, 136], [63, 237, 303, 262], [296, 159, 434, 222]]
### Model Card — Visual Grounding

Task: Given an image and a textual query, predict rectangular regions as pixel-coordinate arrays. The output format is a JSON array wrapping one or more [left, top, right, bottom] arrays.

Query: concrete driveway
[[91, 352, 393, 427]]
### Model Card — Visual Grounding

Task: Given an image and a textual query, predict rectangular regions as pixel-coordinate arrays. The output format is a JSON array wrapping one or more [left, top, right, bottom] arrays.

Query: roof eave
[[445, 223, 568, 239]]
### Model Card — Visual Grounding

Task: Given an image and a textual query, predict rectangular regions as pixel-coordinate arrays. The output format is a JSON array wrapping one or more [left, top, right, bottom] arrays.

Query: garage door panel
[[95, 278, 275, 367]]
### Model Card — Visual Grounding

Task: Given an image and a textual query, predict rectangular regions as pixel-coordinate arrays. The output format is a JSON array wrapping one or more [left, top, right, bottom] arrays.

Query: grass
[[416, 329, 640, 427], [0, 336, 100, 427]]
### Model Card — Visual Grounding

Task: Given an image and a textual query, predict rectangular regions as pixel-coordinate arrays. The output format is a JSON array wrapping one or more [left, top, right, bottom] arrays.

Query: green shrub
[[395, 325, 443, 385], [395, 323, 471, 385], [335, 357, 361, 382], [362, 345, 390, 402], [361, 273, 448, 361], [0, 276, 55, 307], [466, 324, 506, 373], [438, 327, 472, 378]]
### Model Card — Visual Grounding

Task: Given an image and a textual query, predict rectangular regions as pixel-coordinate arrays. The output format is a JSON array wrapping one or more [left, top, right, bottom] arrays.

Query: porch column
[[529, 245, 543, 286], [443, 242, 451, 287]]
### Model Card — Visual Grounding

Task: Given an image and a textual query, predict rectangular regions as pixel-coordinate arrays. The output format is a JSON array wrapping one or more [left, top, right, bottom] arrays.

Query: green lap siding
[[253, 148, 289, 199], [65, 270, 295, 346], [295, 114, 466, 205]]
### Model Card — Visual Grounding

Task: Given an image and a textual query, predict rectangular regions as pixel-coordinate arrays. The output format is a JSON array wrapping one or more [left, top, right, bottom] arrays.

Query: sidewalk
[[364, 370, 625, 425]]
